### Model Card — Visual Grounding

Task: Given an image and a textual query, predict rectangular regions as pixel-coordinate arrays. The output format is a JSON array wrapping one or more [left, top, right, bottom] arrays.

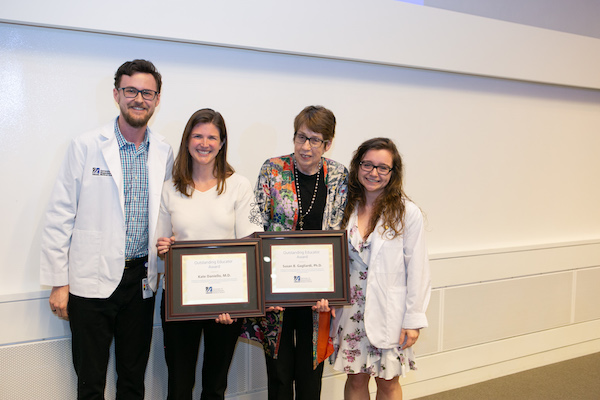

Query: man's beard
[[121, 105, 153, 128]]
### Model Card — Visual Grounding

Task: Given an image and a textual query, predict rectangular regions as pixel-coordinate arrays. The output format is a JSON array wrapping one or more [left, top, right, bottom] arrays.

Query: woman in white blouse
[[155, 108, 258, 400]]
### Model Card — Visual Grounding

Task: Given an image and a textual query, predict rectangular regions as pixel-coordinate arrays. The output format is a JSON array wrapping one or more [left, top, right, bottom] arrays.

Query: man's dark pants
[[68, 258, 154, 400]]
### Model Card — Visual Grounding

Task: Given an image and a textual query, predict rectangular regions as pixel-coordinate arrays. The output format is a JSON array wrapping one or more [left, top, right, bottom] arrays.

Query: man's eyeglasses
[[118, 87, 159, 101], [294, 132, 329, 148], [359, 161, 393, 175]]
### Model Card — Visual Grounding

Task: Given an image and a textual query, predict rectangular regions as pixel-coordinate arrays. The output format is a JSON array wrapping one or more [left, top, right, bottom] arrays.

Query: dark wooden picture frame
[[255, 230, 350, 307], [164, 238, 264, 322]]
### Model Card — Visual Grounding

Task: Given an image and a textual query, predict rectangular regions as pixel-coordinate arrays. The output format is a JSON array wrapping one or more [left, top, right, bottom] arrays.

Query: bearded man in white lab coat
[[40, 59, 174, 400]]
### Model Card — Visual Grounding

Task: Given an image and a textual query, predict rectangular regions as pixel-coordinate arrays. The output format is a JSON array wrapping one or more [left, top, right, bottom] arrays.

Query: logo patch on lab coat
[[92, 167, 112, 177]]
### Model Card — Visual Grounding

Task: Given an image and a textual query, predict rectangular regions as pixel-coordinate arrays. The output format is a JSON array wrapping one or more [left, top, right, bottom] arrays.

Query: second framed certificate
[[256, 230, 350, 307], [164, 238, 264, 322]]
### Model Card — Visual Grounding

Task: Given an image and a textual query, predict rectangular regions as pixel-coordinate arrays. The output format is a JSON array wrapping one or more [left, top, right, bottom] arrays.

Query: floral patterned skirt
[[330, 242, 417, 380]]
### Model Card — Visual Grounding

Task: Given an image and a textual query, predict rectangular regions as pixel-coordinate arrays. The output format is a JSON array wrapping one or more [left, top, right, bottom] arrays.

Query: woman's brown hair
[[341, 137, 409, 239], [172, 108, 234, 196], [293, 105, 336, 142]]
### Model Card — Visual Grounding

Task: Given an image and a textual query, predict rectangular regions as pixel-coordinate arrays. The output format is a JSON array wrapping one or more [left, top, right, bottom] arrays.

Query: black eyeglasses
[[294, 132, 329, 148], [118, 87, 159, 101], [359, 161, 393, 175]]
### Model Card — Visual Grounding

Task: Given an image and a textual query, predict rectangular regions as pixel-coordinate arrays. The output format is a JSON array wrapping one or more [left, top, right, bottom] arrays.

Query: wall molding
[[2, 0, 600, 89]]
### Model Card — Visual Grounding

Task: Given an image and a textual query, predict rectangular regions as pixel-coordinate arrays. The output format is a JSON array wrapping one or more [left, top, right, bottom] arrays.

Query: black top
[[295, 164, 327, 230]]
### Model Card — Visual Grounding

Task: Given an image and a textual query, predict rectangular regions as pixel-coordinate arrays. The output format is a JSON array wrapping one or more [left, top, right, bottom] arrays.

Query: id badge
[[142, 277, 153, 299]]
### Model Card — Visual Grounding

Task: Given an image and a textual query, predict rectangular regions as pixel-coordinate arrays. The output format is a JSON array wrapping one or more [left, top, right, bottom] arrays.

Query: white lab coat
[[333, 200, 431, 349], [40, 118, 174, 298]]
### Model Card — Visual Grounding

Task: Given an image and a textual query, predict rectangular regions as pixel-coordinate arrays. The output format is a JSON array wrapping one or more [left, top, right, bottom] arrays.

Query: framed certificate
[[164, 238, 264, 322], [255, 230, 350, 307]]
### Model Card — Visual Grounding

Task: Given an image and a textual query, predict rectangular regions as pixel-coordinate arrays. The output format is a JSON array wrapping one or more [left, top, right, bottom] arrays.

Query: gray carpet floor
[[413, 352, 600, 400]]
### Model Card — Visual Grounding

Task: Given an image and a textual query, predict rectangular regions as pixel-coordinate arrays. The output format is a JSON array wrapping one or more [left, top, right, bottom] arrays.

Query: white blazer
[[333, 200, 431, 349], [40, 119, 174, 298]]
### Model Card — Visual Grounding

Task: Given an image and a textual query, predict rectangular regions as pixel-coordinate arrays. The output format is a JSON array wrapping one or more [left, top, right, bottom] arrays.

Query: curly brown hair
[[341, 138, 409, 239]]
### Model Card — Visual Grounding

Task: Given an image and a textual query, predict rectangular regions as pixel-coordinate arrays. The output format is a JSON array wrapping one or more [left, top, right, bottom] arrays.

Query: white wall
[[1, 1, 600, 398], [3, 0, 600, 89]]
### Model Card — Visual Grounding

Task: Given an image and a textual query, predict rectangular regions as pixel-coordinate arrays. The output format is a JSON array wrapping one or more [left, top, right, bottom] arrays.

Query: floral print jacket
[[243, 154, 348, 367], [250, 154, 348, 231]]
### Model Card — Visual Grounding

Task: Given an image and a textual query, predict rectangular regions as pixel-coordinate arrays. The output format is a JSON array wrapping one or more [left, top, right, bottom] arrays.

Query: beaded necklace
[[293, 156, 322, 230]]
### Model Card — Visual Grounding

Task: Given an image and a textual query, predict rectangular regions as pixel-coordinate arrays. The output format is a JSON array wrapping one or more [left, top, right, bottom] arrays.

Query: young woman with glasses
[[331, 137, 431, 400]]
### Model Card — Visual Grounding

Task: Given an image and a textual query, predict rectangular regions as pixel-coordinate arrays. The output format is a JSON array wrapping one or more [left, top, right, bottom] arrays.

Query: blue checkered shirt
[[115, 119, 149, 260]]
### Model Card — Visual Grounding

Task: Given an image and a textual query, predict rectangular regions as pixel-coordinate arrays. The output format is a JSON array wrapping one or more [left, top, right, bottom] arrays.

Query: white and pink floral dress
[[331, 212, 417, 380]]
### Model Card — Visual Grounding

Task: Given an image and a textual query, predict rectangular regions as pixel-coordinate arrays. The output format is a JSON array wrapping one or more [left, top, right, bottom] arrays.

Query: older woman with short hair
[[244, 105, 348, 400]]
